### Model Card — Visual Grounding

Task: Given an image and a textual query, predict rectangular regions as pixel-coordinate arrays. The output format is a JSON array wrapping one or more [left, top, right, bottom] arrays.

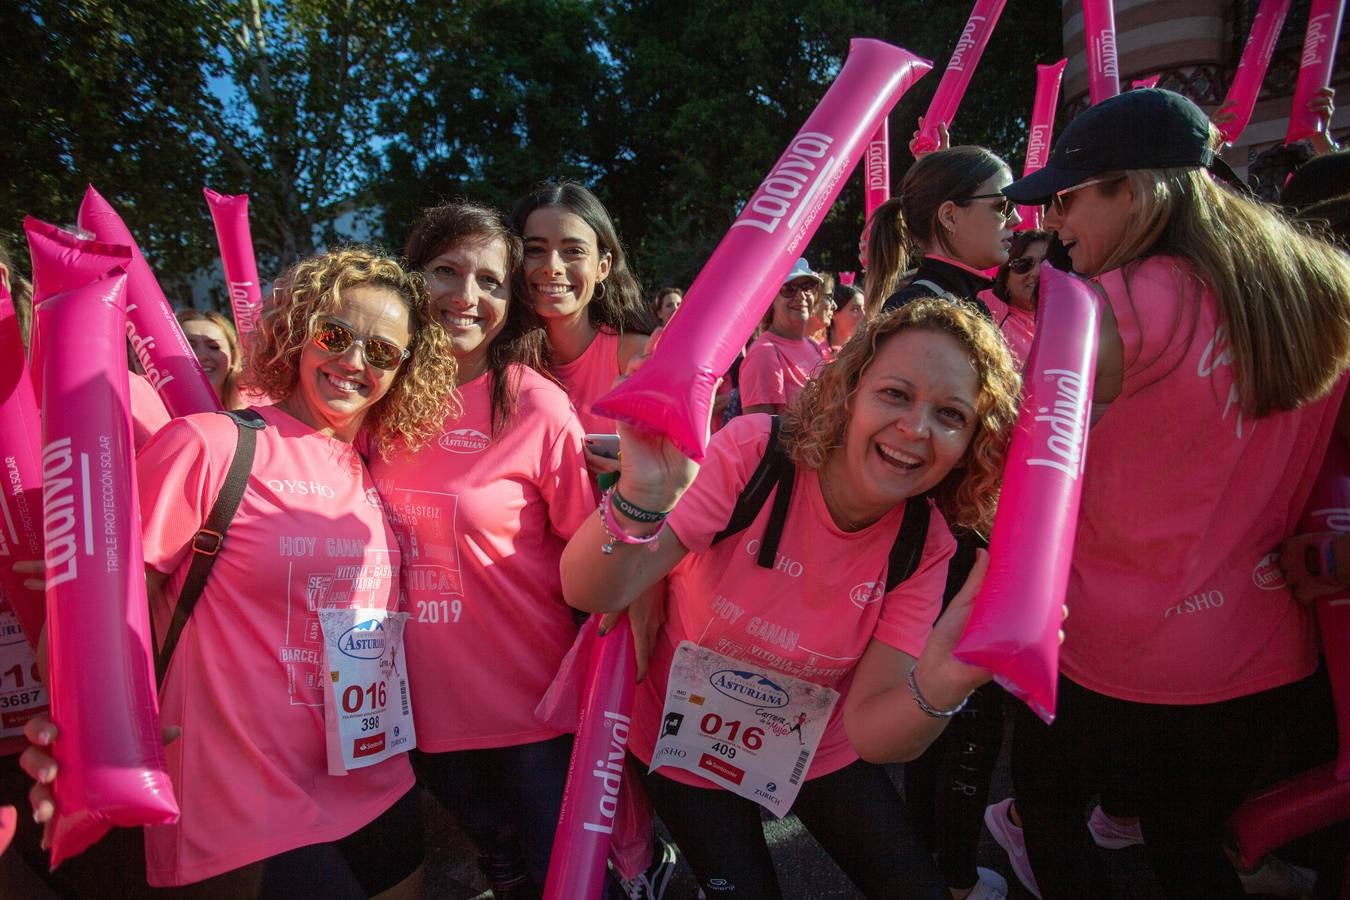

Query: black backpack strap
[[712, 416, 788, 547], [884, 496, 932, 592], [154, 409, 265, 687]]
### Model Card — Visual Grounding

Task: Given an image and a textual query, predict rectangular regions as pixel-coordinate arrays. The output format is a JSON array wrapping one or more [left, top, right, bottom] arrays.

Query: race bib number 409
[[319, 609, 415, 775], [651, 642, 838, 817]]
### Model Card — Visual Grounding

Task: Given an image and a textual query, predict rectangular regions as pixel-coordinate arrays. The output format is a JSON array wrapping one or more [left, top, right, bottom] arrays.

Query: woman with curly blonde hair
[[560, 297, 1020, 897], [20, 247, 456, 897]]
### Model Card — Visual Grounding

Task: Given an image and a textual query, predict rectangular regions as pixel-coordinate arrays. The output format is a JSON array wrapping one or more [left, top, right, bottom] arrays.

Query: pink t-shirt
[[1064, 256, 1346, 704], [980, 290, 1035, 366], [739, 332, 824, 408], [137, 405, 413, 886], [629, 415, 954, 786], [368, 365, 596, 751], [129, 370, 171, 450], [555, 328, 624, 433]]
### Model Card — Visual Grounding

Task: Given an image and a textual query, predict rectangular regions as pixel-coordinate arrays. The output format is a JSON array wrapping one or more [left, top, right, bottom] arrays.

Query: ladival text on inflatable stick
[[76, 185, 221, 417], [592, 39, 931, 460], [1295, 440, 1350, 779], [0, 279, 46, 648], [1082, 0, 1121, 104], [1229, 763, 1350, 867], [912, 0, 1008, 155], [34, 269, 178, 866], [953, 265, 1101, 723], [864, 120, 890, 220], [203, 188, 264, 340], [544, 615, 637, 900], [1215, 0, 1292, 145], [1285, 0, 1346, 144], [1015, 59, 1067, 230]]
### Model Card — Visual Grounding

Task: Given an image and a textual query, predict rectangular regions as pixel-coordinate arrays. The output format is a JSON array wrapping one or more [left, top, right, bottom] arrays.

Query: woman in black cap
[[1000, 89, 1350, 898]]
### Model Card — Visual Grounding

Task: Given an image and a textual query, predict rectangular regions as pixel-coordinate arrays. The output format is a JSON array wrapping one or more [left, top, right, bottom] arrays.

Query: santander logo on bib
[[337, 619, 385, 659], [710, 669, 790, 709], [438, 428, 489, 454]]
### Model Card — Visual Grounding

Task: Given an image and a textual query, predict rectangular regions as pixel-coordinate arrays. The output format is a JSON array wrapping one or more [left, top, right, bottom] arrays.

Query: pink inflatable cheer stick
[[1215, 0, 1292, 145], [838, 272, 857, 286], [1295, 440, 1350, 779], [1015, 59, 1067, 230], [203, 189, 265, 340], [953, 265, 1100, 723], [544, 615, 637, 900], [1082, 0, 1121, 105], [77, 186, 221, 417], [1229, 762, 1350, 867], [34, 270, 179, 866], [1285, 0, 1345, 144], [0, 279, 46, 648], [593, 39, 931, 460], [913, 0, 1008, 155], [1132, 74, 1161, 89], [864, 120, 890, 220]]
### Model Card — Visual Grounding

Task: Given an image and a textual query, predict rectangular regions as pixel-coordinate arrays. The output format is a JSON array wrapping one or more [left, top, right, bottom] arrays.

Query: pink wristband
[[599, 489, 662, 555]]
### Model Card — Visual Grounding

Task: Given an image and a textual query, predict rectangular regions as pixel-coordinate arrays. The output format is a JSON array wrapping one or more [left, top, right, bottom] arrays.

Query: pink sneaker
[[983, 799, 1041, 899], [1087, 805, 1144, 850]]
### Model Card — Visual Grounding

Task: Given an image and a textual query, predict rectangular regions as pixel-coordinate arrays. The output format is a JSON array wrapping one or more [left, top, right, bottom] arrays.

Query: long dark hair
[[404, 201, 547, 435], [992, 229, 1050, 304], [508, 181, 656, 335]]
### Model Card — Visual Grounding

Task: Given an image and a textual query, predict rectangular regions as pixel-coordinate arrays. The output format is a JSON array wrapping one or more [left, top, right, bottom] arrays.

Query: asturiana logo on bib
[[338, 619, 385, 659], [849, 581, 885, 608], [438, 428, 489, 454], [710, 669, 790, 709]]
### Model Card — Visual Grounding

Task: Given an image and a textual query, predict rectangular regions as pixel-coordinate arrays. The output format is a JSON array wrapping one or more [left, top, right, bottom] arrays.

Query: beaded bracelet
[[906, 663, 968, 719], [611, 487, 669, 523], [599, 489, 663, 555]]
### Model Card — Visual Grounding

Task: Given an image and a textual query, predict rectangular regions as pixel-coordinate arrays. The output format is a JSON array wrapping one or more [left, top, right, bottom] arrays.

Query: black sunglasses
[[955, 193, 1016, 221], [1007, 255, 1038, 274], [312, 318, 410, 371]]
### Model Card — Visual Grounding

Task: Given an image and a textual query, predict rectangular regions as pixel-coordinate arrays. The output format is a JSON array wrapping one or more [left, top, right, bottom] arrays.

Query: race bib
[[0, 599, 46, 739], [651, 641, 838, 816], [319, 609, 415, 775]]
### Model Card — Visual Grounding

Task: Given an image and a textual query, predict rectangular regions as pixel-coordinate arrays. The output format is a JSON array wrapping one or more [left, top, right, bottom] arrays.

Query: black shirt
[[881, 256, 993, 319]]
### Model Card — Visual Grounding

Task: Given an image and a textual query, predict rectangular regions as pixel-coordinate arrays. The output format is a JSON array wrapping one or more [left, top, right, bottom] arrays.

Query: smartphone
[[584, 433, 621, 460]]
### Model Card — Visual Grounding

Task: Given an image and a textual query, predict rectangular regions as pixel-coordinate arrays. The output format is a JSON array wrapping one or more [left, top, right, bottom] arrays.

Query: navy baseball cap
[[1004, 89, 1216, 205]]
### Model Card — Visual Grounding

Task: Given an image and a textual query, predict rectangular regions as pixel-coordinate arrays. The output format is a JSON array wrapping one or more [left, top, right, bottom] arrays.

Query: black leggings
[[412, 736, 572, 898], [1011, 673, 1313, 899], [644, 757, 944, 898]]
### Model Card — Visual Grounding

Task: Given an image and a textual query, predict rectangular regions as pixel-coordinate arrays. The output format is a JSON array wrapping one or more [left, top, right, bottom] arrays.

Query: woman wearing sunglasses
[[364, 202, 595, 897], [980, 230, 1050, 366], [740, 258, 829, 416], [1000, 89, 1350, 898], [22, 248, 456, 896], [869, 146, 1021, 318]]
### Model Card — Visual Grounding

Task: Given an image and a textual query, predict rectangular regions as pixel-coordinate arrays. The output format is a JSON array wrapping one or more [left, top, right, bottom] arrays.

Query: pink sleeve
[[1098, 257, 1196, 390], [137, 415, 232, 576], [738, 342, 786, 407], [541, 402, 599, 540], [666, 415, 772, 554], [129, 372, 171, 451], [872, 504, 956, 658]]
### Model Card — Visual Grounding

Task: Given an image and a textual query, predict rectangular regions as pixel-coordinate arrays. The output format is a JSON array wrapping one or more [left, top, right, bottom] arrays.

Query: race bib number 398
[[651, 642, 838, 817], [319, 609, 415, 775]]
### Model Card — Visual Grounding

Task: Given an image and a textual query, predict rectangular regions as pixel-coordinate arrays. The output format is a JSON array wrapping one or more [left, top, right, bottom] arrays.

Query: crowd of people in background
[[2, 86, 1350, 900]]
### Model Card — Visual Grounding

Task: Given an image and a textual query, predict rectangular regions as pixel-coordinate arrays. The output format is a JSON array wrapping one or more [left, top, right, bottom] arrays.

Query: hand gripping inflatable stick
[[912, 0, 1008, 156], [544, 615, 638, 900], [1285, 0, 1346, 145], [1082, 0, 1121, 105], [1014, 59, 1067, 231], [203, 189, 265, 340], [34, 269, 178, 866], [77, 185, 221, 417], [953, 265, 1101, 723], [0, 278, 45, 648], [592, 38, 931, 461], [1215, 0, 1292, 145]]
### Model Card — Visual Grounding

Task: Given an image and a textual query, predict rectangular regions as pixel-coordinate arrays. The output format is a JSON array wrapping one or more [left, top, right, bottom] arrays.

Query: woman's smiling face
[[522, 206, 611, 323]]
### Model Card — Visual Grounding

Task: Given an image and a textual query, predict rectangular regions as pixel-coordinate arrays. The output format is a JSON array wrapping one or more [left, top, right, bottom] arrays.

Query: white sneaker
[[1237, 854, 1316, 899], [1086, 805, 1144, 850], [983, 799, 1041, 899], [964, 867, 1008, 899], [618, 838, 679, 900]]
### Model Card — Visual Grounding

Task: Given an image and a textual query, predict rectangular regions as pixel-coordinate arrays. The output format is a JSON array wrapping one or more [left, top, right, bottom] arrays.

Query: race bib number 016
[[319, 609, 415, 775], [651, 641, 838, 817], [0, 600, 45, 739]]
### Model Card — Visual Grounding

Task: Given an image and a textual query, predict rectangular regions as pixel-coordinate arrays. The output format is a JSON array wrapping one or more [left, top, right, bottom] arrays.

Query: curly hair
[[240, 246, 458, 457], [784, 297, 1021, 536]]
